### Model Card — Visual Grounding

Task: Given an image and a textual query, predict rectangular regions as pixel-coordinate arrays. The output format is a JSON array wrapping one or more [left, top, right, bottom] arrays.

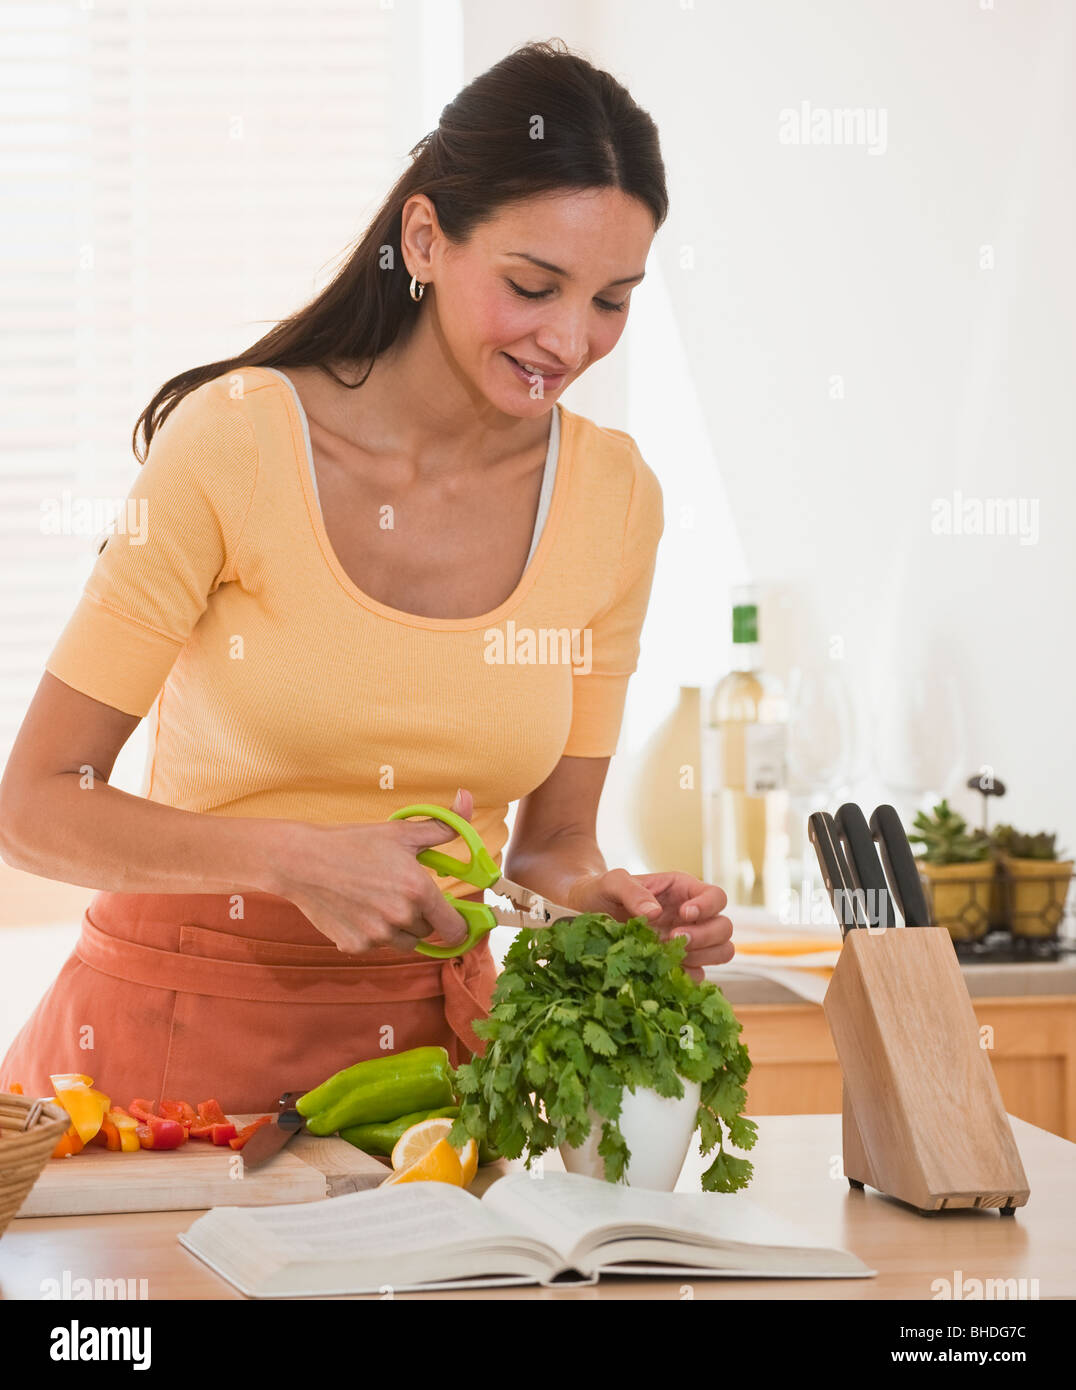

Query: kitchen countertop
[[716, 958, 1076, 1006], [700, 904, 1076, 1005], [2, 1113, 1071, 1300]]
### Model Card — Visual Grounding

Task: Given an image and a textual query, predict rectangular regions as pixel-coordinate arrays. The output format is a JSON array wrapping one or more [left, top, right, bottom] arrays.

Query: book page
[[180, 1183, 579, 1296], [201, 1182, 557, 1264], [482, 1171, 840, 1261]]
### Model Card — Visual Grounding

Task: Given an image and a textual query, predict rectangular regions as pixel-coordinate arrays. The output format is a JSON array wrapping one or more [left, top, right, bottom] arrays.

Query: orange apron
[[0, 889, 498, 1113]]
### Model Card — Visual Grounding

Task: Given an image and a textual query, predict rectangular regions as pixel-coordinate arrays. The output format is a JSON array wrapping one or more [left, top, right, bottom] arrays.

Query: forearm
[[0, 772, 294, 896], [504, 828, 607, 910]]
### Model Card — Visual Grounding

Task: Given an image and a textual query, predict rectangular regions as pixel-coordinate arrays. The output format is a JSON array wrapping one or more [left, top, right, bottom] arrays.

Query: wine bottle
[[702, 587, 791, 909]]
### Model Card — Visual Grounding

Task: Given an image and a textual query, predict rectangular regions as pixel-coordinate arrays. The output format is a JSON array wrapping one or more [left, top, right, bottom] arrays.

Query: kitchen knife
[[808, 810, 870, 936], [869, 804, 933, 927], [835, 802, 897, 929], [238, 1090, 306, 1169]]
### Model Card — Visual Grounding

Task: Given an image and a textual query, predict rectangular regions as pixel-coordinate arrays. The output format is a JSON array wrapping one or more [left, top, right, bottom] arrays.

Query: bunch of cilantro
[[448, 912, 758, 1192]]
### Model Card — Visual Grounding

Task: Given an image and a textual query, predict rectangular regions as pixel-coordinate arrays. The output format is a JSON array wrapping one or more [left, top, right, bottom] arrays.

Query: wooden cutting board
[[15, 1114, 390, 1218]]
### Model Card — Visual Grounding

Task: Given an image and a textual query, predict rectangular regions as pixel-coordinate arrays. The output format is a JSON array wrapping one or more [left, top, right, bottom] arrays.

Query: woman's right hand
[[263, 789, 477, 955]]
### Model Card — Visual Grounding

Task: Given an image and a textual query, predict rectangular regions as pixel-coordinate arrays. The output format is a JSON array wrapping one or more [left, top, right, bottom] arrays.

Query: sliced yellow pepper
[[111, 1107, 141, 1153], [49, 1073, 111, 1148], [48, 1072, 94, 1088], [52, 1125, 85, 1158]]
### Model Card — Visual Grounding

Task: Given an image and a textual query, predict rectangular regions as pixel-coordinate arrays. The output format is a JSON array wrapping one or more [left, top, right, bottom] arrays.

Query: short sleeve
[[45, 382, 260, 718], [561, 448, 664, 758]]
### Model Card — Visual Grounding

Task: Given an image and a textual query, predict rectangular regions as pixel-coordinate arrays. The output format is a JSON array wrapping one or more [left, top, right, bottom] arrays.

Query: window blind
[[0, 0, 418, 771]]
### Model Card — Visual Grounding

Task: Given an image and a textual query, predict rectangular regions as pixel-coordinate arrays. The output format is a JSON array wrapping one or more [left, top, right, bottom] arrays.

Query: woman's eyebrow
[[503, 251, 645, 287]]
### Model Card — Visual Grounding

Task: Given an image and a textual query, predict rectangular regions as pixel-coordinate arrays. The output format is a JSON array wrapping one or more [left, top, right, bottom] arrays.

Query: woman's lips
[[502, 352, 566, 390]]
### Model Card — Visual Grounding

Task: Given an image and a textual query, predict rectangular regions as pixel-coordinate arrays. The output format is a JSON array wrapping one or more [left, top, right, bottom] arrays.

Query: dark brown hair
[[132, 38, 668, 461]]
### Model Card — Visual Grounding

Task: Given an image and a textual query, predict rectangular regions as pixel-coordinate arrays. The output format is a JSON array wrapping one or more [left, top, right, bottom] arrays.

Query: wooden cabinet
[[735, 995, 1076, 1142]]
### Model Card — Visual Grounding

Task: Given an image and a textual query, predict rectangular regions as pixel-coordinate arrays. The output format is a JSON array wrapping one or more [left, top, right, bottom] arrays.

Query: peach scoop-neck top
[[44, 366, 664, 899], [273, 365, 562, 571]]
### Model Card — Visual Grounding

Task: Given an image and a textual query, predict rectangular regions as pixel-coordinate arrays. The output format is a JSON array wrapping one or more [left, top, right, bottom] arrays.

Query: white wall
[[462, 1, 1076, 881]]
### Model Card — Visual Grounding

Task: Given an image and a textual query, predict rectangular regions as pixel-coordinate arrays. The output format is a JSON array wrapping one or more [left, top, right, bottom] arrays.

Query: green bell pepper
[[296, 1046, 456, 1136], [339, 1105, 460, 1156]]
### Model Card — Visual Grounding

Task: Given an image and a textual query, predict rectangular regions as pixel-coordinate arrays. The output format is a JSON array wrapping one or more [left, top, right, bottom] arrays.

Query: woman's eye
[[507, 279, 550, 301], [506, 279, 628, 314]]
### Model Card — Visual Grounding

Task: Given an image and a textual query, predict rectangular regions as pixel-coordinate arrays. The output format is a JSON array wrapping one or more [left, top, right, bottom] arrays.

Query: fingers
[[634, 871, 677, 899], [603, 868, 663, 924], [396, 787, 474, 853], [674, 881, 728, 924], [667, 914, 735, 980], [414, 875, 471, 946], [668, 912, 734, 950], [314, 909, 436, 958]]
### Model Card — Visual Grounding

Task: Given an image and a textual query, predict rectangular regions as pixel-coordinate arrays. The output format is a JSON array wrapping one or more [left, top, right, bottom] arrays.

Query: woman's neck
[[328, 315, 549, 478]]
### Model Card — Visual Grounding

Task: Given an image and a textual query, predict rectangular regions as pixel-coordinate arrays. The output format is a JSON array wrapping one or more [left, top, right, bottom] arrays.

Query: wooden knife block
[[823, 926, 1030, 1214]]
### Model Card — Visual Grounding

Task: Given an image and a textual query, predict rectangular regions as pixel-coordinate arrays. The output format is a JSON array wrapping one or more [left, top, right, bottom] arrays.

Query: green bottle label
[[732, 603, 758, 644]]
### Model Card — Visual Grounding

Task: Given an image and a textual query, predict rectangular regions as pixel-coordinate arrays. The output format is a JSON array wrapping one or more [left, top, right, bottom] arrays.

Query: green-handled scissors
[[389, 803, 577, 958]]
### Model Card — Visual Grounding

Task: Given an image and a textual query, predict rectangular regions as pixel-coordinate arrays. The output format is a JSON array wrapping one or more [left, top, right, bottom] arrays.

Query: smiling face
[[402, 187, 656, 418]]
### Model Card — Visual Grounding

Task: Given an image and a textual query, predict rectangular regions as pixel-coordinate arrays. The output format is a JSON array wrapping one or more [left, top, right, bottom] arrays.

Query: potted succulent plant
[[990, 825, 1073, 939], [449, 912, 757, 1193], [907, 799, 995, 942]]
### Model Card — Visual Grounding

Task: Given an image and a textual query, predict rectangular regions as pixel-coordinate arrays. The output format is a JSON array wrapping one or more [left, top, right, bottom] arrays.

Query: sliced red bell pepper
[[198, 1098, 228, 1126], [128, 1098, 159, 1123], [135, 1114, 188, 1150], [158, 1099, 197, 1129], [229, 1115, 272, 1150], [210, 1122, 237, 1145], [189, 1097, 230, 1139]]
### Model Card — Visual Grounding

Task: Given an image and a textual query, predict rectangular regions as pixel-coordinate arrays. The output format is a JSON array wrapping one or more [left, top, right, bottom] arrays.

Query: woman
[[0, 40, 734, 1113]]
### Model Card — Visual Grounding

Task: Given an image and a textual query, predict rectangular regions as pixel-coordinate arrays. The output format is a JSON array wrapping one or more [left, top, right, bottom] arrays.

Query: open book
[[178, 1171, 875, 1297]]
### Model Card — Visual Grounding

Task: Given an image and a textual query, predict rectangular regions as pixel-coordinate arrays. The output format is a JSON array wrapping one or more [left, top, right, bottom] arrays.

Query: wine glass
[[873, 668, 965, 828], [785, 663, 858, 915]]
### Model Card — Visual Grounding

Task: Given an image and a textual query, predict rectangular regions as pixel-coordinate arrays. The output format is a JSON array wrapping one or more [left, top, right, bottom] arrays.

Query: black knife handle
[[808, 811, 869, 936], [278, 1089, 304, 1131], [869, 804, 932, 927], [835, 803, 897, 929]]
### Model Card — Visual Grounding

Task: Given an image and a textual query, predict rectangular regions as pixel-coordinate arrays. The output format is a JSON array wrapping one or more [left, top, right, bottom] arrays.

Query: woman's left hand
[[565, 869, 734, 982]]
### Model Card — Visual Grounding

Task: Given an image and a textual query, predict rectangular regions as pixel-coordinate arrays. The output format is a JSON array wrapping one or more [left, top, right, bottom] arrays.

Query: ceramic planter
[[999, 854, 1074, 938], [986, 860, 1007, 930], [559, 1078, 701, 1191], [916, 860, 996, 942]]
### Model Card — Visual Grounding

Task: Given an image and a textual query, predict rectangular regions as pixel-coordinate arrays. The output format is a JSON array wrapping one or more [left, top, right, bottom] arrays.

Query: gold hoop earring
[[409, 274, 425, 303]]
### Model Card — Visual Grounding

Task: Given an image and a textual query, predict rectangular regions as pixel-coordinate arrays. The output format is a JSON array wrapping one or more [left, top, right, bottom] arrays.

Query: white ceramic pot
[[559, 1079, 701, 1191]]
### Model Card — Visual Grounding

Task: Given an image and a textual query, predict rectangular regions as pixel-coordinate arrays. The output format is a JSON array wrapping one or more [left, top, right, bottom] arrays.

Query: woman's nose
[[535, 313, 588, 373]]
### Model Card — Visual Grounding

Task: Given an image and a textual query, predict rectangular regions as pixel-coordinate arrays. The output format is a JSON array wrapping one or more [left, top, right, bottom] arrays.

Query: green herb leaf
[[701, 1149, 754, 1193], [582, 1020, 618, 1056]]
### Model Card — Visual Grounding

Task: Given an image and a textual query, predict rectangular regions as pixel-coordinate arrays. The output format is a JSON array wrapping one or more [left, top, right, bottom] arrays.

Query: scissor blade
[[490, 876, 576, 927]]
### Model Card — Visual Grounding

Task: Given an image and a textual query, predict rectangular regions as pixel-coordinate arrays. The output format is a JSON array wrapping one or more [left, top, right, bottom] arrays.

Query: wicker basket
[[0, 1091, 71, 1237]]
